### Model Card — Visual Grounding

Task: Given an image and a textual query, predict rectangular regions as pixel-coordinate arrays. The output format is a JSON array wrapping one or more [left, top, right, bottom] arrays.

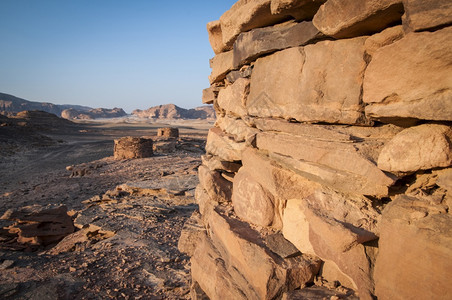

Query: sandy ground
[[0, 118, 212, 299]]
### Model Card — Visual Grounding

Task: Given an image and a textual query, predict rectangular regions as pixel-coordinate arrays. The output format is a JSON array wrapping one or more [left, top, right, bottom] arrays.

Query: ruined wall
[[182, 0, 452, 299]]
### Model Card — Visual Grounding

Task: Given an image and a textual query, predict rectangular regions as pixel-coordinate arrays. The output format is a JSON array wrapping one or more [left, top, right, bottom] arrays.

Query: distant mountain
[[61, 107, 127, 120], [132, 104, 215, 120], [0, 92, 126, 120]]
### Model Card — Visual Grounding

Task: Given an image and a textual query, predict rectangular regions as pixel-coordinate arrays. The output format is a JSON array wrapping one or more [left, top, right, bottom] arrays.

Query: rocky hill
[[0, 92, 126, 120], [132, 104, 215, 120]]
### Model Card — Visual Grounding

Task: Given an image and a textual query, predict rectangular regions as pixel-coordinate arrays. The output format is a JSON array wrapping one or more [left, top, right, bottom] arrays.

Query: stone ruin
[[157, 127, 179, 138], [113, 137, 153, 160], [180, 0, 452, 299]]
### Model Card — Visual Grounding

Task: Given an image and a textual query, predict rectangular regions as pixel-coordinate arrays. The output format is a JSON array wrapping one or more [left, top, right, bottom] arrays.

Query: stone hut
[[113, 137, 153, 160]]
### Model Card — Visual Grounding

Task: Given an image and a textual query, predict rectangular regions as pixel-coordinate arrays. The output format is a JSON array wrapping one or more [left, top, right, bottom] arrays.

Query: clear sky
[[0, 0, 236, 113]]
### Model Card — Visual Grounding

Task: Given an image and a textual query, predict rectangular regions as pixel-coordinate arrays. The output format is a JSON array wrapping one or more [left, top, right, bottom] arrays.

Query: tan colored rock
[[270, 0, 326, 20], [248, 38, 367, 124], [374, 195, 452, 300], [194, 185, 217, 220], [205, 127, 246, 162], [256, 131, 395, 196], [216, 116, 258, 143], [208, 207, 321, 299], [191, 234, 249, 300], [207, 20, 229, 55], [364, 27, 452, 122], [364, 25, 404, 57], [198, 165, 232, 203], [312, 0, 404, 38], [232, 21, 322, 68], [378, 124, 452, 173], [216, 78, 249, 117], [437, 168, 452, 191], [178, 211, 206, 256], [225, 65, 253, 84], [202, 85, 222, 105], [219, 0, 288, 50], [113, 137, 153, 160], [283, 286, 358, 300], [402, 0, 452, 32], [320, 260, 356, 290], [232, 168, 275, 226], [283, 199, 315, 255], [201, 154, 242, 173], [209, 50, 234, 84]]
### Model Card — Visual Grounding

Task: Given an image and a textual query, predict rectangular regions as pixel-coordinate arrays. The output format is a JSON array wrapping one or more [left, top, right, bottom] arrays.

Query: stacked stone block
[[188, 0, 452, 299]]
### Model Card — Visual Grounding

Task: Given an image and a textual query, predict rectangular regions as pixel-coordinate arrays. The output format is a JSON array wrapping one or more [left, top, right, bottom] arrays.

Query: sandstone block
[[208, 207, 321, 299], [209, 50, 234, 84], [312, 0, 404, 38], [113, 137, 153, 160], [225, 65, 253, 84], [364, 27, 452, 123], [201, 154, 242, 173], [248, 38, 367, 124], [364, 25, 404, 57], [402, 0, 452, 32], [178, 211, 206, 257], [374, 195, 452, 300], [198, 165, 232, 203], [232, 168, 275, 226], [256, 131, 395, 196], [202, 86, 221, 105], [270, 0, 326, 21], [207, 20, 229, 55], [216, 78, 249, 117], [216, 116, 258, 143], [205, 127, 246, 162], [219, 0, 288, 50], [233, 21, 322, 68], [378, 124, 452, 173]]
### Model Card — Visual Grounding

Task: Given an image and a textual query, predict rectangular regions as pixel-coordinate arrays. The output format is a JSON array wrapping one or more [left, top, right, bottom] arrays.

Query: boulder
[[216, 78, 249, 117], [248, 37, 368, 124], [312, 0, 404, 38], [209, 50, 234, 84], [402, 0, 452, 32], [363, 27, 452, 123], [233, 21, 322, 68], [198, 165, 232, 203], [232, 168, 276, 226], [378, 124, 452, 173], [270, 0, 326, 21], [205, 127, 246, 162], [374, 195, 452, 300], [113, 137, 153, 160]]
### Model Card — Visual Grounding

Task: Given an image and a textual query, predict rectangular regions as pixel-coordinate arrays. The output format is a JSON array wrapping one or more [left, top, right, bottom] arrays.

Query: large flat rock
[[209, 50, 234, 84], [216, 78, 249, 117], [312, 0, 404, 38], [248, 37, 368, 124], [363, 27, 452, 123], [233, 21, 322, 68], [374, 195, 452, 300], [205, 127, 246, 162], [402, 0, 452, 32]]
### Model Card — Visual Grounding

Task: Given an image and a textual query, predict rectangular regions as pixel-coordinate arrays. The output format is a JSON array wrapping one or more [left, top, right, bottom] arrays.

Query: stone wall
[[185, 1, 452, 299]]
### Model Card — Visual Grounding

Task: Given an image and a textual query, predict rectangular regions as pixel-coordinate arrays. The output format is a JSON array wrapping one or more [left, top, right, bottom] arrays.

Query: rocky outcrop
[[61, 107, 127, 120], [132, 104, 215, 120], [182, 1, 452, 300]]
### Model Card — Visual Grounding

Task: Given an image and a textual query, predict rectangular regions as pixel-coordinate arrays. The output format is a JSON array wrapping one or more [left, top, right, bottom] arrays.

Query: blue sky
[[0, 0, 236, 113]]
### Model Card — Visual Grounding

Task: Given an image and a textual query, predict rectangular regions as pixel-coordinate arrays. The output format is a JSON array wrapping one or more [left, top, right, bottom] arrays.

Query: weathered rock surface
[[209, 50, 234, 84], [378, 124, 452, 173], [312, 0, 404, 38], [402, 0, 452, 32], [248, 38, 368, 124], [113, 137, 153, 160], [216, 78, 249, 117], [233, 21, 322, 68], [205, 127, 246, 162], [364, 27, 452, 123], [375, 195, 452, 300], [207, 20, 229, 54], [270, 0, 326, 21], [202, 85, 222, 105], [198, 165, 232, 203], [364, 25, 404, 57], [216, 116, 258, 143]]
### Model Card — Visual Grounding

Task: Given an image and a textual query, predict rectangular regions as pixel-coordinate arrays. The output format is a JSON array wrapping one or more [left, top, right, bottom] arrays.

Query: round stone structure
[[157, 127, 179, 138], [113, 137, 153, 160]]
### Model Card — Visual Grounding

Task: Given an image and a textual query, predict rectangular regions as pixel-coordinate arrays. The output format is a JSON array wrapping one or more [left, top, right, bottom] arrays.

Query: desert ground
[[0, 116, 213, 299]]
